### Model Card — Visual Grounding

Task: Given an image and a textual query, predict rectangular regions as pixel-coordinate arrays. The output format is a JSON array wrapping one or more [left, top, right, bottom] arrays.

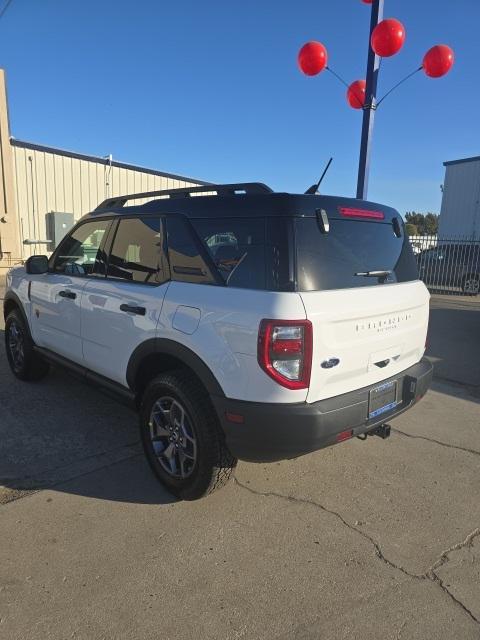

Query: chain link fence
[[410, 235, 480, 296]]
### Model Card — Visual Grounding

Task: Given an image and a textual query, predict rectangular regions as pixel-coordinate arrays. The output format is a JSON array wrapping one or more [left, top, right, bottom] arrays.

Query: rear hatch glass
[[295, 215, 417, 291]]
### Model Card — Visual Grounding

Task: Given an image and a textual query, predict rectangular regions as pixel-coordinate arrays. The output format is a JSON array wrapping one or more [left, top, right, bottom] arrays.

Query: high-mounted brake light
[[339, 207, 385, 220], [258, 319, 313, 390]]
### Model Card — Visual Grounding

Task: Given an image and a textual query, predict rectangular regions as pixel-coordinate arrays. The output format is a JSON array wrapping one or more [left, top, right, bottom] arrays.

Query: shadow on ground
[[0, 331, 176, 505], [426, 296, 480, 395]]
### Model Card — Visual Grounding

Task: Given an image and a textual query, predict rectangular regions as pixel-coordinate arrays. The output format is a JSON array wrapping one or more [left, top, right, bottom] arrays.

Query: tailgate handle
[[374, 355, 400, 368]]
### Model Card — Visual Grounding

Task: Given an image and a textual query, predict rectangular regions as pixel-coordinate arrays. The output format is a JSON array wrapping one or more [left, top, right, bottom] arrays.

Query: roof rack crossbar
[[95, 182, 273, 211]]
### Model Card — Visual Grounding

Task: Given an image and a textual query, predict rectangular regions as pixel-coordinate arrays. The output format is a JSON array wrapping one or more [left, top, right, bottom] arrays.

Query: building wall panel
[[439, 160, 480, 239], [12, 144, 201, 258]]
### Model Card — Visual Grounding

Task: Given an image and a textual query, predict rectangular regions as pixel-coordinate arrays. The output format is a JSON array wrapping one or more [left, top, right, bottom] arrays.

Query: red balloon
[[361, 0, 373, 3], [371, 18, 406, 57], [423, 45, 455, 78], [347, 80, 366, 109], [298, 41, 328, 76]]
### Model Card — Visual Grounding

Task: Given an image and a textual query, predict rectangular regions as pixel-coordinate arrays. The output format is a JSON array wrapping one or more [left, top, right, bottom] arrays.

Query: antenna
[[305, 157, 333, 195]]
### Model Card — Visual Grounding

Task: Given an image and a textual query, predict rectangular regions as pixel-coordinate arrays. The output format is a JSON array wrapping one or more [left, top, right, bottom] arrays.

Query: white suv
[[3, 183, 433, 500]]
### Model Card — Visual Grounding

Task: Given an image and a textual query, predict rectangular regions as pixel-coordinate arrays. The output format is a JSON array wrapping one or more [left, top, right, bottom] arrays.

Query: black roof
[[85, 183, 399, 221]]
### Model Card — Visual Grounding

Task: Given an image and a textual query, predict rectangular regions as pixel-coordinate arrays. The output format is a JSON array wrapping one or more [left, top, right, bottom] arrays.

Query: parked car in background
[[417, 243, 480, 295]]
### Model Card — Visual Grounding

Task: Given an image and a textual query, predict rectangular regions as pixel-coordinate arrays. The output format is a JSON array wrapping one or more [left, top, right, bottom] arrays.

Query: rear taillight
[[258, 319, 313, 390]]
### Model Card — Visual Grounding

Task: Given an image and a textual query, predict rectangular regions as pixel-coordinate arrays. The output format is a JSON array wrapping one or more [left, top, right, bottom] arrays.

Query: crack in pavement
[[425, 528, 480, 626], [428, 527, 480, 574], [391, 427, 480, 457], [234, 478, 480, 626]]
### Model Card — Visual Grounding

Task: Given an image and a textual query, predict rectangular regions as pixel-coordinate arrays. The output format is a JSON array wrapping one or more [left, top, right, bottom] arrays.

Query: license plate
[[368, 380, 398, 419]]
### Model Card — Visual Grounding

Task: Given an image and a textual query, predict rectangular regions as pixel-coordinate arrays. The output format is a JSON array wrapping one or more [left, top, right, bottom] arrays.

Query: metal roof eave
[[10, 137, 211, 185], [444, 155, 480, 167]]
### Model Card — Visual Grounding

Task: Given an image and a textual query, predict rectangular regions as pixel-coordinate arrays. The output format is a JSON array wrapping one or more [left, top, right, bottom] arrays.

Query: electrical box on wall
[[45, 212, 74, 251]]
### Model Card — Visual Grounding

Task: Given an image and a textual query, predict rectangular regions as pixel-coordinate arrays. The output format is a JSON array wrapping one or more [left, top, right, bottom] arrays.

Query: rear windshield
[[295, 217, 418, 291]]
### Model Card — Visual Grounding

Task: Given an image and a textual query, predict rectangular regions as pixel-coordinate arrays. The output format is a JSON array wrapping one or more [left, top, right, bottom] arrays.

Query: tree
[[405, 223, 418, 237], [405, 212, 439, 236]]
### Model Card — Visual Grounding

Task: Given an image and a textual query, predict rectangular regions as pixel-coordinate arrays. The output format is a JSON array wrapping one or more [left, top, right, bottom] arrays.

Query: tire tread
[[141, 370, 236, 500]]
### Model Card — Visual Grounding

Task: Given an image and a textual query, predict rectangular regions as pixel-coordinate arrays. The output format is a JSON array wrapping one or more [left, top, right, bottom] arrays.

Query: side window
[[166, 216, 216, 284], [107, 217, 167, 285], [51, 219, 110, 276], [191, 218, 266, 289]]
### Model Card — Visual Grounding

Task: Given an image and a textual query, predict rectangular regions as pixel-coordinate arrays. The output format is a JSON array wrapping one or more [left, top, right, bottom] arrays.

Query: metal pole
[[356, 0, 384, 200]]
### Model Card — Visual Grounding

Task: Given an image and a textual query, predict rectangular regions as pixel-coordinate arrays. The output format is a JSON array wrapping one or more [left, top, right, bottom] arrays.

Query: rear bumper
[[213, 358, 433, 462]]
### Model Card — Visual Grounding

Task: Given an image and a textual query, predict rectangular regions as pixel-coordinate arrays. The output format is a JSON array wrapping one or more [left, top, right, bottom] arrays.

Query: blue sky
[[0, 0, 477, 215]]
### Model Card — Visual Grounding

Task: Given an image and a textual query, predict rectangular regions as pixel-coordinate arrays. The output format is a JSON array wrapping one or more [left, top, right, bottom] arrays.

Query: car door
[[81, 215, 170, 386], [29, 218, 112, 364]]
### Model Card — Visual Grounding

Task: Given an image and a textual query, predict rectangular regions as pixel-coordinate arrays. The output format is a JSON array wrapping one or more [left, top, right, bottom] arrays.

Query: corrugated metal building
[[439, 156, 480, 239], [0, 69, 207, 271]]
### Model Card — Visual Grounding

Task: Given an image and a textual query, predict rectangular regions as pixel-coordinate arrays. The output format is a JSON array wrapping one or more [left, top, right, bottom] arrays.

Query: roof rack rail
[[95, 182, 273, 211]]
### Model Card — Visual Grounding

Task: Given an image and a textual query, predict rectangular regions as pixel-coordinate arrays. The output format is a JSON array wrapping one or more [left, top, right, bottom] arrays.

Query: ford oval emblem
[[321, 357, 340, 369]]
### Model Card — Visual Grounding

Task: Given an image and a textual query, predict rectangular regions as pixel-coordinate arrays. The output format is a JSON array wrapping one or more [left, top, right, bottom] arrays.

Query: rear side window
[[295, 217, 418, 291], [191, 218, 266, 289], [107, 217, 167, 285], [166, 216, 216, 285]]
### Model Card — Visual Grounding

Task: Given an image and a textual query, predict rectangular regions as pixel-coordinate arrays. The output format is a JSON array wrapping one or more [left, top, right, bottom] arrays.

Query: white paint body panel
[[300, 281, 430, 403], [80, 279, 168, 385], [29, 273, 88, 363], [160, 282, 308, 403], [6, 266, 429, 407]]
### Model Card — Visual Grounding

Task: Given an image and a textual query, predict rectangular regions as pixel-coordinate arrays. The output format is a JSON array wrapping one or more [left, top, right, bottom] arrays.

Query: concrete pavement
[[0, 294, 479, 639]]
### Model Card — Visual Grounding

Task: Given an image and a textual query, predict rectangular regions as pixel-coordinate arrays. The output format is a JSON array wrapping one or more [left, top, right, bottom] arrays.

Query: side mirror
[[25, 255, 49, 274]]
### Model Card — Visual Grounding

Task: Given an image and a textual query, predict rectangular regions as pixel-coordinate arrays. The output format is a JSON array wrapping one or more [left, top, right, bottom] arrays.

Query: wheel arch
[[127, 338, 226, 401], [3, 291, 28, 325]]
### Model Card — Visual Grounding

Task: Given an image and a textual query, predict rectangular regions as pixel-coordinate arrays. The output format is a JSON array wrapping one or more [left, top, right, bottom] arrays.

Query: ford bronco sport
[[3, 183, 433, 500]]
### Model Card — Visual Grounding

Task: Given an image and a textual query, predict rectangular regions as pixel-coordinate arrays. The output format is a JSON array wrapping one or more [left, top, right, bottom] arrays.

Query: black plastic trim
[[126, 338, 225, 398], [34, 347, 136, 408], [213, 358, 433, 462], [3, 291, 29, 326]]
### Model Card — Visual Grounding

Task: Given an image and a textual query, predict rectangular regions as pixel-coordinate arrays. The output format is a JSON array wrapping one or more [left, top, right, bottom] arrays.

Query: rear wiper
[[354, 270, 392, 277]]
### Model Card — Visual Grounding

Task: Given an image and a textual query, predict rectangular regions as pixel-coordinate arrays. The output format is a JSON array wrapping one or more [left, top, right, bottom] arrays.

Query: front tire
[[140, 371, 237, 500], [5, 309, 50, 381]]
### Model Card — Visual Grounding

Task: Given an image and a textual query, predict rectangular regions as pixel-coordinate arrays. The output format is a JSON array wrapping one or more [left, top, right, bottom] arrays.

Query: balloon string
[[325, 66, 351, 91], [376, 67, 423, 107]]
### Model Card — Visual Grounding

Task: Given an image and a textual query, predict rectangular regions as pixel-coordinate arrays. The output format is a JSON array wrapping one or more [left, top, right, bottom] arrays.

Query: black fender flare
[[126, 338, 226, 398], [3, 291, 29, 328]]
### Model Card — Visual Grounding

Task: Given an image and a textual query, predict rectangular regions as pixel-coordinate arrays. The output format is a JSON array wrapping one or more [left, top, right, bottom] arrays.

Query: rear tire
[[139, 370, 237, 500], [462, 274, 480, 296], [5, 309, 50, 381]]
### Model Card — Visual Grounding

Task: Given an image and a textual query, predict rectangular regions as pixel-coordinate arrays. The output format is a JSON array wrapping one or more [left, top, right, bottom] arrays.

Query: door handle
[[120, 304, 146, 316], [59, 290, 77, 300]]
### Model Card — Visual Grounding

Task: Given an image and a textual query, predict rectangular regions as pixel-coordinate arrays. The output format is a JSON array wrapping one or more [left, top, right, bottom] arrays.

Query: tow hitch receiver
[[358, 424, 391, 441]]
